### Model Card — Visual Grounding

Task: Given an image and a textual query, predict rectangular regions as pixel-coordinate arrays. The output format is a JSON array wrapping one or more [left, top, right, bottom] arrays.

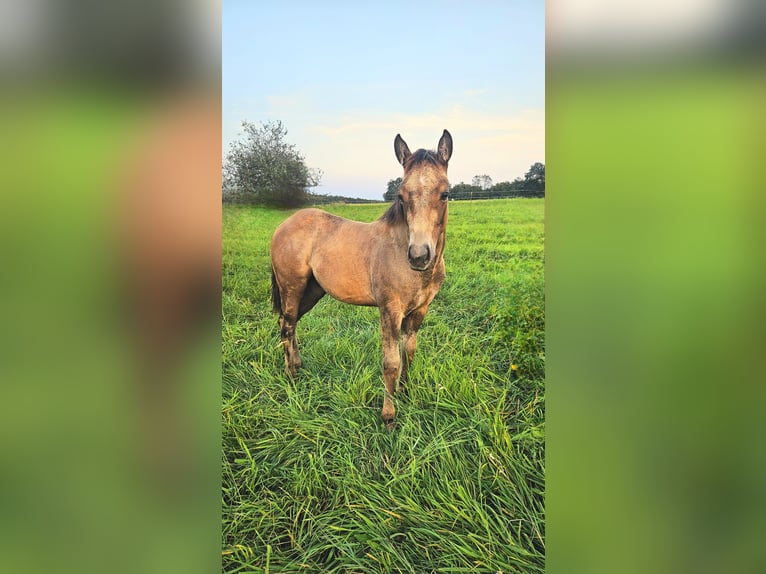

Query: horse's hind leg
[[276, 281, 308, 377], [298, 274, 325, 319], [278, 313, 300, 376], [277, 274, 325, 376]]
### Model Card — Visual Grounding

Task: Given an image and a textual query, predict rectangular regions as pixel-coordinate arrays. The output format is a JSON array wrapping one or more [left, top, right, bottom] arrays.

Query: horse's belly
[[313, 265, 376, 306]]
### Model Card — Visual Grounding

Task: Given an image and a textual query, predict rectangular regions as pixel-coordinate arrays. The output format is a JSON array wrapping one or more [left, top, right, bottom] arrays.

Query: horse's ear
[[394, 134, 411, 166], [437, 130, 453, 164]]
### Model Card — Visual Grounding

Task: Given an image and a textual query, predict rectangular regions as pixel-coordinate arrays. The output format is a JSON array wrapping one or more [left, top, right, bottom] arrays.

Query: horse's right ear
[[394, 134, 411, 166]]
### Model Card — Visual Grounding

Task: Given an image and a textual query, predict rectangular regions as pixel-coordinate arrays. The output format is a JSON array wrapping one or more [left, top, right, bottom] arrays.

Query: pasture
[[222, 199, 545, 572]]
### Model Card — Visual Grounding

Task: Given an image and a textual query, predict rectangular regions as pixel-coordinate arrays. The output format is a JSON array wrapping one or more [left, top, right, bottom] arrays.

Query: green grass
[[222, 199, 545, 573]]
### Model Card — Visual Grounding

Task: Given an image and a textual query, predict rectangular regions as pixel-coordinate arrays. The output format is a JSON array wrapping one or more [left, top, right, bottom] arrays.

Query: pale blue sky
[[223, 0, 544, 200]]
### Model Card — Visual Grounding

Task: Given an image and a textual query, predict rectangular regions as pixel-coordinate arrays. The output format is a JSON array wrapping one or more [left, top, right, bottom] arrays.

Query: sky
[[222, 0, 545, 200]]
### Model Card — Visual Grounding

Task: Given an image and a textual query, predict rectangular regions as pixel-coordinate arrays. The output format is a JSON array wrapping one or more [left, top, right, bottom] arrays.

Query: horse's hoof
[[384, 420, 397, 432]]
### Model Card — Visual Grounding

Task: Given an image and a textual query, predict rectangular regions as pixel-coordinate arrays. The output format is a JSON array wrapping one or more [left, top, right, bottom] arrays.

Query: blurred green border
[[547, 66, 766, 573]]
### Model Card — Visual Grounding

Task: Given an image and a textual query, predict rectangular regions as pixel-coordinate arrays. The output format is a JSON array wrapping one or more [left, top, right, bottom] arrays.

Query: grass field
[[222, 198, 545, 573]]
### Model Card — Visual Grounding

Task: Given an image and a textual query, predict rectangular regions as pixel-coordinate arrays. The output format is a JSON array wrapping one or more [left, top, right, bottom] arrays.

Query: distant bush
[[223, 120, 322, 208]]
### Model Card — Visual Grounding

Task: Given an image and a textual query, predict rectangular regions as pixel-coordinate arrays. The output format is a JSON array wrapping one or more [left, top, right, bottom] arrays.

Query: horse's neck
[[383, 218, 409, 244]]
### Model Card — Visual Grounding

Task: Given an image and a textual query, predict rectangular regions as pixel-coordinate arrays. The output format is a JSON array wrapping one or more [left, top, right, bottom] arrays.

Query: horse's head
[[393, 130, 453, 271]]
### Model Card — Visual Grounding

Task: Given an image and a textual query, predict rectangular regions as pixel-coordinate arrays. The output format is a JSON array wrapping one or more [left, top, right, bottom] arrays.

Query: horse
[[270, 130, 453, 425]]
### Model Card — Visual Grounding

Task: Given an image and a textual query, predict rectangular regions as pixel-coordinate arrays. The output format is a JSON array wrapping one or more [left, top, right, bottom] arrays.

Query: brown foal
[[270, 130, 453, 425]]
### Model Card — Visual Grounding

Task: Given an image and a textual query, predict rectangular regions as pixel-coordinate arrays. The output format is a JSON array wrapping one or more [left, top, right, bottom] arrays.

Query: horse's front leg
[[379, 305, 404, 427], [400, 305, 428, 393]]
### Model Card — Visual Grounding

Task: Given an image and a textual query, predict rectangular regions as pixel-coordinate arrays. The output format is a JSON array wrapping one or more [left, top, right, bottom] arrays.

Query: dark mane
[[380, 148, 444, 225], [380, 197, 405, 224], [404, 148, 443, 170]]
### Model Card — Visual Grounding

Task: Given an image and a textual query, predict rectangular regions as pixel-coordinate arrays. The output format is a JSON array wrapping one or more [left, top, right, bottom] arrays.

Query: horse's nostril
[[407, 244, 430, 268]]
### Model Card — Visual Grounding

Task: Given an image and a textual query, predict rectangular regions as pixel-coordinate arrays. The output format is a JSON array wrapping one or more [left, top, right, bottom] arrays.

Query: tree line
[[384, 162, 544, 202], [223, 120, 544, 207]]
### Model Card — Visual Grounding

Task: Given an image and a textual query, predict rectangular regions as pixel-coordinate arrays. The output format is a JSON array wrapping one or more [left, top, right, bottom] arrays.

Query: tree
[[491, 180, 514, 192], [384, 177, 402, 202], [510, 177, 525, 190], [523, 162, 545, 191], [471, 174, 493, 190], [224, 120, 322, 207]]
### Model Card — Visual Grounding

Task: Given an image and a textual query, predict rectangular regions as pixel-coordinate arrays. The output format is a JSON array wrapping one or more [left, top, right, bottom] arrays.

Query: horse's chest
[[406, 289, 432, 313], [404, 272, 444, 313]]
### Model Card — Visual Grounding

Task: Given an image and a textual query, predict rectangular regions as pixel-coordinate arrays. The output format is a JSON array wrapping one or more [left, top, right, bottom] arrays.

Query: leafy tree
[[512, 177, 526, 190], [224, 120, 322, 207], [489, 165, 545, 198], [471, 174, 493, 190], [491, 180, 513, 192], [523, 162, 545, 191], [384, 177, 402, 202], [488, 179, 516, 198]]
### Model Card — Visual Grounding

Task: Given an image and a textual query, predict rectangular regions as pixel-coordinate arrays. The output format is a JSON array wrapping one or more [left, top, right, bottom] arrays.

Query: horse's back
[[273, 207, 333, 232], [271, 208, 354, 253]]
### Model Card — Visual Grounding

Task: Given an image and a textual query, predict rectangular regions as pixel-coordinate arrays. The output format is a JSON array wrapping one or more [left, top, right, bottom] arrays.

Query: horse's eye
[[398, 194, 404, 202], [440, 191, 449, 201]]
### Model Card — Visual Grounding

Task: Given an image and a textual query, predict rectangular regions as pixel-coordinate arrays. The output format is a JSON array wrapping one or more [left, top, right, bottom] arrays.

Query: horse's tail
[[271, 268, 282, 314]]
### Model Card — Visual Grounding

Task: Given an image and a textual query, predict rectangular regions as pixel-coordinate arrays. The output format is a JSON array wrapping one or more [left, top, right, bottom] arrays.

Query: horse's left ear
[[437, 130, 453, 164]]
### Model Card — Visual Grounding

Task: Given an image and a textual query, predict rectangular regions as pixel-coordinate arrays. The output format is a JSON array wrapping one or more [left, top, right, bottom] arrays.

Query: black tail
[[271, 269, 282, 314]]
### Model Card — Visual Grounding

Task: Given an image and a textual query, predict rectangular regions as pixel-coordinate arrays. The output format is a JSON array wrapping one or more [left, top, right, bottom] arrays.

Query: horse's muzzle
[[408, 244, 431, 271]]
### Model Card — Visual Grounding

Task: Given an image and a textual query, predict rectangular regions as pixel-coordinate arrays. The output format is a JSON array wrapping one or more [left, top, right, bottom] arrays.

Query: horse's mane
[[404, 149, 443, 169], [380, 198, 405, 224], [379, 149, 444, 225]]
